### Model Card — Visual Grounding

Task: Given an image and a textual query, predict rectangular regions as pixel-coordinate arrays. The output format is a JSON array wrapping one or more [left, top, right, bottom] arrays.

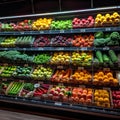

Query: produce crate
[[0, 81, 11, 95], [12, 65, 33, 79], [6, 81, 25, 96], [69, 68, 92, 85], [47, 85, 72, 103], [33, 53, 52, 65], [32, 83, 50, 100], [71, 51, 93, 67], [111, 88, 120, 109], [50, 68, 72, 84], [69, 86, 93, 106], [30, 65, 53, 81], [33, 36, 51, 47], [0, 65, 17, 78], [93, 68, 119, 87], [50, 52, 71, 65], [51, 35, 72, 47], [18, 82, 35, 98], [93, 88, 112, 108], [15, 36, 35, 48]]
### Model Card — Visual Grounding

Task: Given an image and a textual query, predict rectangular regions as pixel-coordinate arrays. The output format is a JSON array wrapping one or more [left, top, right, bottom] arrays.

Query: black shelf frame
[[0, 94, 120, 118], [0, 46, 120, 51], [0, 6, 120, 118], [0, 26, 119, 35]]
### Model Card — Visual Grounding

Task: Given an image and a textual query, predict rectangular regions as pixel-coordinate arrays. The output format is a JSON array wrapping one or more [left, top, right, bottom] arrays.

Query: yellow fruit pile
[[32, 18, 52, 30], [71, 69, 92, 84], [93, 70, 119, 86], [94, 89, 110, 108], [71, 52, 92, 66], [50, 52, 71, 65], [95, 12, 120, 27]]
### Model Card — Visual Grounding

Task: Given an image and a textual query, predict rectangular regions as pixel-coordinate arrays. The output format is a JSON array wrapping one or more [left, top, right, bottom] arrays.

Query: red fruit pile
[[51, 35, 72, 46], [48, 86, 72, 102], [69, 87, 93, 105], [72, 34, 94, 47], [72, 16, 94, 28], [33, 36, 50, 47], [112, 90, 120, 108], [33, 84, 50, 99], [13, 19, 32, 31]]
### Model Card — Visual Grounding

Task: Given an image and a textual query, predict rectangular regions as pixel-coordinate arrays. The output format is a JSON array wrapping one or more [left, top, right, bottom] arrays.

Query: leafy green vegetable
[[110, 32, 120, 41], [23, 83, 34, 91], [95, 31, 104, 39]]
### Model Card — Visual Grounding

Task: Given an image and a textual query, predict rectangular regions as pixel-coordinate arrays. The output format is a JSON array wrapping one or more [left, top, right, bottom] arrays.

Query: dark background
[[0, 0, 119, 17]]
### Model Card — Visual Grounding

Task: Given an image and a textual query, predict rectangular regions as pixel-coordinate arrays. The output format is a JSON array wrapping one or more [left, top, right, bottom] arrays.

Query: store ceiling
[[0, 0, 119, 17]]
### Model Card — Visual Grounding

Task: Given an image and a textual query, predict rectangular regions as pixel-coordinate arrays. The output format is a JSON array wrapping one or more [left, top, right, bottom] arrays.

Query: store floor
[[0, 109, 81, 120], [0, 109, 59, 120]]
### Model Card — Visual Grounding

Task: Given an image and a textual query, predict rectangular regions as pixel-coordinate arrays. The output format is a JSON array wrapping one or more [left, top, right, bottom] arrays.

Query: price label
[[34, 83, 40, 88], [40, 31, 44, 34], [19, 80, 24, 82], [23, 48, 26, 51], [103, 68, 110, 71], [49, 30, 52, 33], [70, 29, 73, 33], [78, 67, 84, 70], [54, 102, 62, 106], [2, 78, 7, 81], [24, 64, 29, 67], [15, 97, 18, 100], [38, 48, 44, 50], [79, 85, 85, 88], [81, 47, 87, 51], [80, 29, 86, 32], [60, 30, 64, 33], [103, 87, 110, 90], [103, 47, 109, 50], [58, 83, 64, 86], [20, 32, 24, 35], [56, 47, 64, 51], [4, 48, 8, 50], [105, 28, 111, 31], [57, 66, 63, 69]]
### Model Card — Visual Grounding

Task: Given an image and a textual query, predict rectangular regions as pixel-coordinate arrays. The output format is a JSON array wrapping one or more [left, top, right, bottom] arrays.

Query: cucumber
[[108, 50, 118, 62], [103, 53, 110, 63]]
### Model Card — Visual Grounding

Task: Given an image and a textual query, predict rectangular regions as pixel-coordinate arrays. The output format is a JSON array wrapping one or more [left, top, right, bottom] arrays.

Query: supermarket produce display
[[0, 6, 120, 118]]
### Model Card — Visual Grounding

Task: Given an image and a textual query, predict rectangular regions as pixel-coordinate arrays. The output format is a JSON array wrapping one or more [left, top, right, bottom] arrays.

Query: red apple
[[86, 98, 92, 104], [116, 95, 120, 99], [83, 89, 87, 94], [52, 96, 59, 101], [86, 94, 92, 99], [63, 96, 68, 102], [48, 94, 53, 99], [56, 87, 61, 93], [79, 97, 85, 103], [59, 92, 64, 97]]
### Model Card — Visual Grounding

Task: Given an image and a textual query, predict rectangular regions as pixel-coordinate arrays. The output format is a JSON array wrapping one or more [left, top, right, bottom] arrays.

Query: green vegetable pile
[[7, 82, 24, 95], [16, 36, 34, 47], [50, 20, 72, 30], [95, 50, 118, 67], [23, 83, 34, 91], [33, 54, 51, 64], [0, 66, 16, 77], [13, 66, 32, 77], [94, 31, 120, 46], [0, 51, 34, 63], [0, 36, 16, 47]]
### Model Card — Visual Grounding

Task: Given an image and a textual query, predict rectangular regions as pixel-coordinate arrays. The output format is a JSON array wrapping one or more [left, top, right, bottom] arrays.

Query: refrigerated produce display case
[[0, 6, 120, 119]]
